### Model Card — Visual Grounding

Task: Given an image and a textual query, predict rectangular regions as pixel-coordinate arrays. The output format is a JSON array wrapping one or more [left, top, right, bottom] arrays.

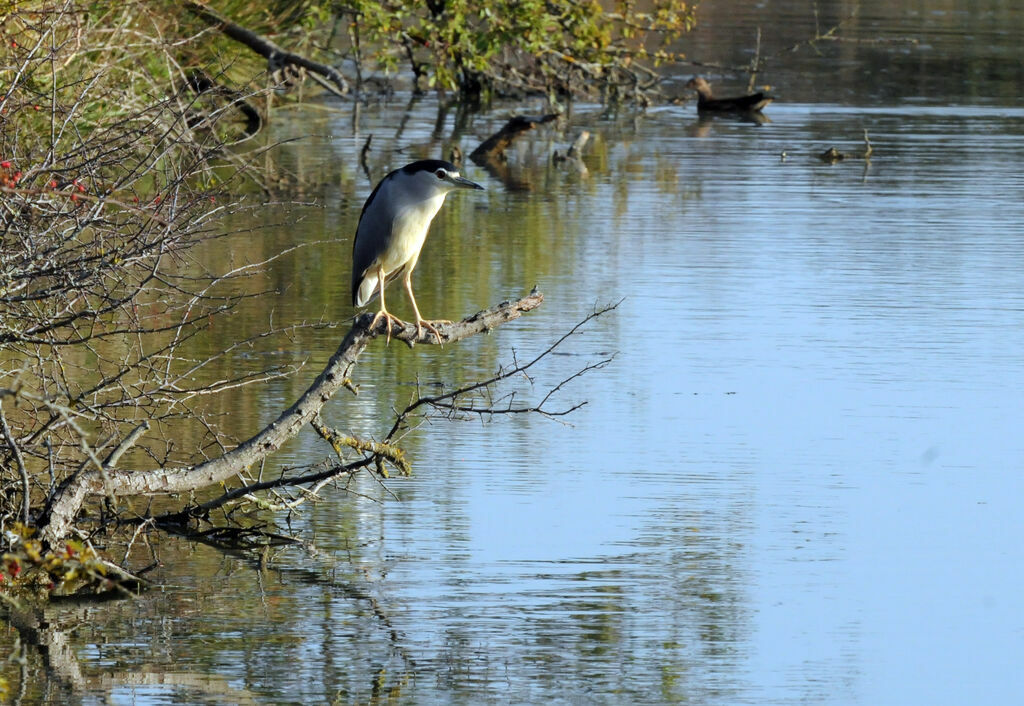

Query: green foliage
[[5, 1, 692, 108], [1, 525, 130, 597], [342, 0, 696, 103]]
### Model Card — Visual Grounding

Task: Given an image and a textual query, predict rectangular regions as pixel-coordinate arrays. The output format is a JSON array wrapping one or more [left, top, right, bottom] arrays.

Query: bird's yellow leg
[[369, 266, 402, 344], [404, 271, 445, 344]]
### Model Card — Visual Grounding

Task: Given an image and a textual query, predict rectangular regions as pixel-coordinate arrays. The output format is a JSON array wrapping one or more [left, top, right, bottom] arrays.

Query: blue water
[[77, 103, 1024, 706], [22, 2, 1024, 703], [425, 110, 1018, 703], [187, 99, 1024, 704]]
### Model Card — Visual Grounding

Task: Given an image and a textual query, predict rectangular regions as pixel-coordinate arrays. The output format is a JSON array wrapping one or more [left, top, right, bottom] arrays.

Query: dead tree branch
[[183, 1, 350, 97], [37, 291, 544, 545], [161, 295, 613, 536], [470, 114, 560, 163], [1, 399, 31, 525], [468, 113, 560, 190], [386, 300, 619, 441], [552, 131, 591, 176], [163, 457, 371, 524]]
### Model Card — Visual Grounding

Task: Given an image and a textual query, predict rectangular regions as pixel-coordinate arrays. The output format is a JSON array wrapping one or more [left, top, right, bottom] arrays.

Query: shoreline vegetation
[[1, 0, 660, 599]]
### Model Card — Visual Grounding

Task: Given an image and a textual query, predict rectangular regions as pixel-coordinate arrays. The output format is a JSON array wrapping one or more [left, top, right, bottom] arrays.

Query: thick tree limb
[[38, 291, 544, 545], [184, 1, 350, 97], [469, 114, 559, 162]]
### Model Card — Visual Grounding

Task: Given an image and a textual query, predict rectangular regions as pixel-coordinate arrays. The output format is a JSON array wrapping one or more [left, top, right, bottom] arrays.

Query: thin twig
[[0, 400, 31, 525]]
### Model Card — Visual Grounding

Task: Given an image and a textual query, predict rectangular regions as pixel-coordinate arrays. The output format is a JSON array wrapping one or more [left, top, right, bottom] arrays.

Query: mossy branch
[[311, 413, 410, 478]]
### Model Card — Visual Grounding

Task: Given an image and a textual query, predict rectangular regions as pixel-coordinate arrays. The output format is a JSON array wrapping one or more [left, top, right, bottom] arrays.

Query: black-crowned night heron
[[351, 159, 484, 341]]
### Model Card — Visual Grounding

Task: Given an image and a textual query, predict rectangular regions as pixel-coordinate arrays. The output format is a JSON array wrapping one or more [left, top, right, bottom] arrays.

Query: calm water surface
[[9, 2, 1024, 704]]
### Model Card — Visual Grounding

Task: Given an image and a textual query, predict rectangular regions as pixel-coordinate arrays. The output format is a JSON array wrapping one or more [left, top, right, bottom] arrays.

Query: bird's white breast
[[382, 196, 445, 271], [375, 173, 447, 272]]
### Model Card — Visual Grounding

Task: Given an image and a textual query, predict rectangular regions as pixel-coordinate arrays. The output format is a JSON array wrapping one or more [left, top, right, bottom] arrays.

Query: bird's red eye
[[435, 169, 446, 178]]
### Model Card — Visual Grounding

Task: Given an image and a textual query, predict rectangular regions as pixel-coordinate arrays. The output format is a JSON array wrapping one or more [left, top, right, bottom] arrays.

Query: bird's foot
[[369, 310, 404, 345], [416, 319, 449, 344]]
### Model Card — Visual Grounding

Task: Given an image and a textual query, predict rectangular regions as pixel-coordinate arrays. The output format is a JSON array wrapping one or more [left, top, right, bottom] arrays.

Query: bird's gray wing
[[351, 177, 398, 305]]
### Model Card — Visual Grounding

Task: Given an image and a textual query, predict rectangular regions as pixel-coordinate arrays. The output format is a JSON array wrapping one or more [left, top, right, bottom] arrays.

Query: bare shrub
[[1, 2, 269, 535]]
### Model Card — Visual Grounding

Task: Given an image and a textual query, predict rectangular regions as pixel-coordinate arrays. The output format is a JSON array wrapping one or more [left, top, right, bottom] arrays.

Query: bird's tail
[[353, 266, 405, 307], [354, 271, 378, 307]]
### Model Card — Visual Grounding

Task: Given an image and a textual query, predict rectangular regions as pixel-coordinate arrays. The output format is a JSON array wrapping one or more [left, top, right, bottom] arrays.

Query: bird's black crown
[[400, 159, 460, 176]]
